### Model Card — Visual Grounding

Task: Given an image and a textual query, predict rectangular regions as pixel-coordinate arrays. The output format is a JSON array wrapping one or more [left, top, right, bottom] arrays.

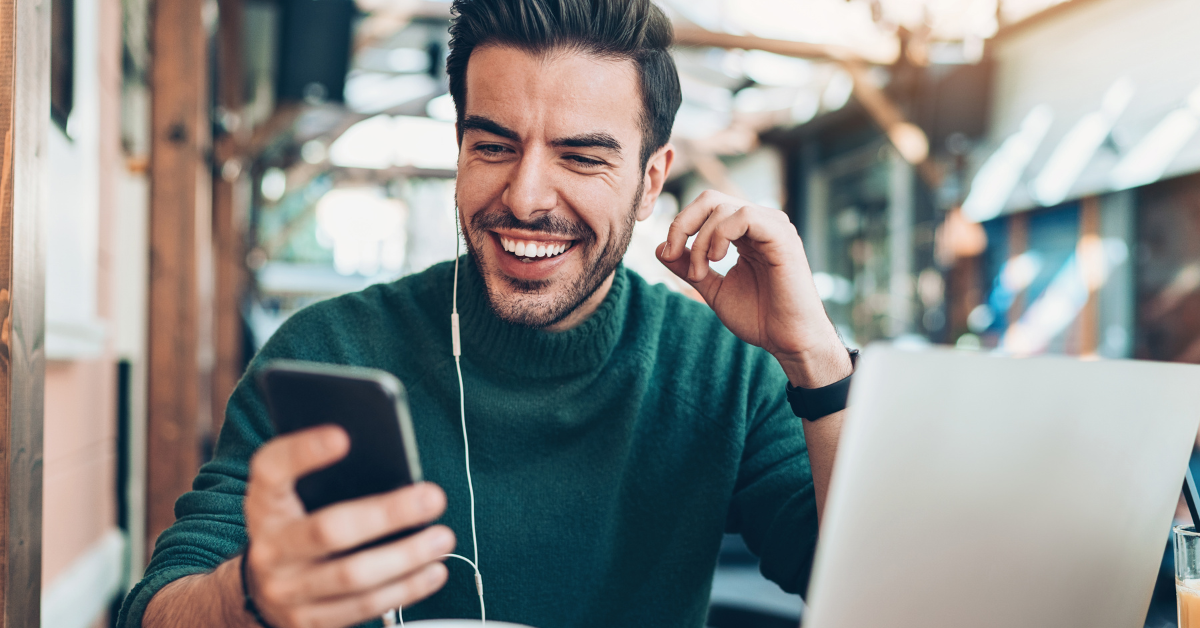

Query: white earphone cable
[[387, 221, 485, 626], [452, 224, 486, 623]]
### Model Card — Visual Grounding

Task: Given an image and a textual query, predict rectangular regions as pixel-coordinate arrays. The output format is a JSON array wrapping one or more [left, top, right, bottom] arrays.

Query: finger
[[277, 563, 449, 628], [282, 483, 448, 560], [248, 425, 350, 508], [716, 208, 804, 266], [707, 230, 734, 265], [709, 209, 753, 263], [657, 242, 723, 303], [662, 190, 733, 261], [689, 205, 738, 282], [266, 525, 456, 604], [708, 206, 760, 263]]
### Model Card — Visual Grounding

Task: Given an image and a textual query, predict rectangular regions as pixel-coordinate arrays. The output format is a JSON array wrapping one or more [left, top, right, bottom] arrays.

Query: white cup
[[400, 622, 535, 628]]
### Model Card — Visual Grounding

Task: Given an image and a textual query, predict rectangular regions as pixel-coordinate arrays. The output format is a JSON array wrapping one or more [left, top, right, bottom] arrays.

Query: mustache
[[468, 207, 595, 243]]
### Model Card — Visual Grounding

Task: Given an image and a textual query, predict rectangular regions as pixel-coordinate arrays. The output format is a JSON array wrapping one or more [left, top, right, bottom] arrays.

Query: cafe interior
[[10, 0, 1200, 626]]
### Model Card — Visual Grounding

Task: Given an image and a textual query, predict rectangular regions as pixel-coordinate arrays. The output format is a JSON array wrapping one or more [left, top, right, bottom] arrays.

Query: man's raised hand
[[656, 189, 851, 389]]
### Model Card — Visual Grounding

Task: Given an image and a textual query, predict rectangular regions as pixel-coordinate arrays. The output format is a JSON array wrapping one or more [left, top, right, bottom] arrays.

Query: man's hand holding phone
[[241, 425, 454, 628]]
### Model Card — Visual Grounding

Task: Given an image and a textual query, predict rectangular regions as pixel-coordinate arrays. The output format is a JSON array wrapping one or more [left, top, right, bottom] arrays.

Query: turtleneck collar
[[453, 255, 629, 379]]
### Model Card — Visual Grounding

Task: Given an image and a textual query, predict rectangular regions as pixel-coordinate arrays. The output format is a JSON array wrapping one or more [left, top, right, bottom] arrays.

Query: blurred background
[[34, 0, 1200, 626]]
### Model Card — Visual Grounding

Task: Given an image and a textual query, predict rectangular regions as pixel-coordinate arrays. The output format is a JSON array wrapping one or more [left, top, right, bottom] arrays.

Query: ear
[[636, 143, 675, 222]]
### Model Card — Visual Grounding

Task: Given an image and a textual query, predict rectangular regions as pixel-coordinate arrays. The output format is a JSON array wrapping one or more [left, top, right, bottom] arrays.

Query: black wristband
[[785, 349, 858, 421], [241, 545, 279, 628]]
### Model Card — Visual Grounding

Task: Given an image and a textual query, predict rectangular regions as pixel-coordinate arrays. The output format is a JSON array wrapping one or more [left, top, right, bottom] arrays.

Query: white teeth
[[500, 236, 572, 259]]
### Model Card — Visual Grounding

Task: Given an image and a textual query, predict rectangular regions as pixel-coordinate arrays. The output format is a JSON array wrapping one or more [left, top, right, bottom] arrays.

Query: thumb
[[656, 242, 721, 302]]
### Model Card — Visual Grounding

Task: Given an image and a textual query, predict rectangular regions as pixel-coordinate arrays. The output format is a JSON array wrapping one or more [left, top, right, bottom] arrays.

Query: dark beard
[[461, 182, 642, 328]]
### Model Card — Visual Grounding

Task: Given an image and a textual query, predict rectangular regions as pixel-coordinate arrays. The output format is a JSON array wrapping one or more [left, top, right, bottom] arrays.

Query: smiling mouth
[[498, 235, 575, 261]]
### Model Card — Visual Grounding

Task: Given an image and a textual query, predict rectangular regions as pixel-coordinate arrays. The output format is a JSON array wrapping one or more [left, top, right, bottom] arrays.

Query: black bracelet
[[785, 348, 859, 420], [241, 544, 280, 628]]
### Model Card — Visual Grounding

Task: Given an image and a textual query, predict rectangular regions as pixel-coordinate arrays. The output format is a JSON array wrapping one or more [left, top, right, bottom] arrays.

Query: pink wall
[[42, 360, 117, 585], [42, 0, 123, 590]]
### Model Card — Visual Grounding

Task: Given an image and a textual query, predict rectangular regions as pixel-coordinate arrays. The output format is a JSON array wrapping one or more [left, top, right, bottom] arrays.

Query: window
[[50, 0, 73, 131]]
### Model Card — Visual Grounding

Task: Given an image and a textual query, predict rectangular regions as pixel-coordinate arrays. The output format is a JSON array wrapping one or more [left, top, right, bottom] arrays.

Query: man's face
[[456, 45, 665, 329]]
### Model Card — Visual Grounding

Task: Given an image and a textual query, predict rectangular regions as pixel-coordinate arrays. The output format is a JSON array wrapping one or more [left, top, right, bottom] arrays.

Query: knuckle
[[360, 588, 394, 616], [248, 455, 268, 483], [394, 537, 425, 569], [248, 542, 275, 569], [385, 492, 418, 523], [360, 503, 392, 537], [249, 454, 284, 487], [256, 576, 288, 607], [311, 516, 345, 548], [336, 561, 366, 590]]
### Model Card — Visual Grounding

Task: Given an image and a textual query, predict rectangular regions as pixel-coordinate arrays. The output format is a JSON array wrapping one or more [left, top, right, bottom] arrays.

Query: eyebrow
[[551, 132, 622, 153], [460, 115, 519, 141], [461, 114, 623, 154]]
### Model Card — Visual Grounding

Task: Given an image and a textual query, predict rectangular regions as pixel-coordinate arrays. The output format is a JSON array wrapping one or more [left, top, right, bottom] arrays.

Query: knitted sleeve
[[114, 296, 385, 628], [725, 349, 822, 597]]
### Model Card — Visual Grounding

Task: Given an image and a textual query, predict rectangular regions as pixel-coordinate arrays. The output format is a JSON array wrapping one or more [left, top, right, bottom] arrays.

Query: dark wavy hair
[[446, 0, 682, 169]]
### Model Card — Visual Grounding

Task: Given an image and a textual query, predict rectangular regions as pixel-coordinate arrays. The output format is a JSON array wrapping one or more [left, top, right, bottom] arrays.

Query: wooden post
[[1079, 196, 1101, 356], [146, 0, 210, 552], [211, 0, 247, 438], [0, 0, 47, 620], [1007, 212, 1029, 322], [947, 254, 980, 342]]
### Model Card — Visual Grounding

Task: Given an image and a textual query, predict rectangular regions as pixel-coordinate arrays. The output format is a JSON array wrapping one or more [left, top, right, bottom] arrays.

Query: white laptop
[[804, 346, 1200, 628]]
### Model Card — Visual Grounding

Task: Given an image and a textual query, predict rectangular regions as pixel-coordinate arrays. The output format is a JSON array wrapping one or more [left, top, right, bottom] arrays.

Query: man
[[120, 0, 853, 626]]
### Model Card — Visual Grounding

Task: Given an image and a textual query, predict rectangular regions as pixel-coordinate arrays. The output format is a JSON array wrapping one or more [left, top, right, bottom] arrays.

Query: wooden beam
[[673, 27, 884, 64], [234, 103, 303, 164], [0, 0, 47, 621], [146, 0, 210, 553], [839, 61, 941, 188], [672, 27, 940, 189], [211, 0, 248, 437], [992, 0, 1096, 42], [686, 146, 746, 199]]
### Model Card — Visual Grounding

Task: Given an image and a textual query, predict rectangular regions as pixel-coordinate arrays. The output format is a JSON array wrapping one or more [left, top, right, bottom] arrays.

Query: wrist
[[775, 339, 853, 389], [224, 557, 260, 627], [142, 561, 251, 628], [238, 547, 281, 628]]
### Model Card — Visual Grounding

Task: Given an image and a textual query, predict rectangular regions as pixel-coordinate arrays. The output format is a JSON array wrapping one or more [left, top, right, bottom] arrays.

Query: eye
[[475, 144, 512, 157], [566, 155, 606, 168]]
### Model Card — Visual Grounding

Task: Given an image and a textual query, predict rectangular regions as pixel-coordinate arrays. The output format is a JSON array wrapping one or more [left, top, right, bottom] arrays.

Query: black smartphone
[[258, 360, 425, 548]]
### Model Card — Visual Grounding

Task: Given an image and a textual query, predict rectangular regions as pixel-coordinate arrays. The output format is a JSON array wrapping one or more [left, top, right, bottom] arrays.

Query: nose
[[501, 149, 557, 221]]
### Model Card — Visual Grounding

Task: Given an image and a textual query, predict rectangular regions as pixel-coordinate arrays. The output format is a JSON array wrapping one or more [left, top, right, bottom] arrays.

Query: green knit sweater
[[117, 258, 819, 628]]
